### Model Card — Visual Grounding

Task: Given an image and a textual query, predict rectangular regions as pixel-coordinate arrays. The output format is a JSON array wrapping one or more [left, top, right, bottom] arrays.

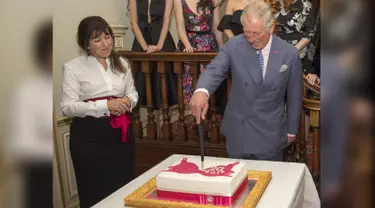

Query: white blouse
[[60, 54, 138, 118], [9, 73, 53, 162]]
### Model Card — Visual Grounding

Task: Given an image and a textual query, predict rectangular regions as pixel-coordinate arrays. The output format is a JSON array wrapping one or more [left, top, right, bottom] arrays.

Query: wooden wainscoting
[[54, 117, 79, 208]]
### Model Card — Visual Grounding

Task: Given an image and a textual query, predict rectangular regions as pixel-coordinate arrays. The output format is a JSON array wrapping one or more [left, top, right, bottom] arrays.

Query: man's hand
[[190, 92, 209, 124], [288, 134, 296, 145]]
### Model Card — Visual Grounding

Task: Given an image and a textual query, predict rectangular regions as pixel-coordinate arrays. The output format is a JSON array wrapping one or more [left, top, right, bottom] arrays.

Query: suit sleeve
[[287, 54, 303, 134], [196, 41, 231, 96]]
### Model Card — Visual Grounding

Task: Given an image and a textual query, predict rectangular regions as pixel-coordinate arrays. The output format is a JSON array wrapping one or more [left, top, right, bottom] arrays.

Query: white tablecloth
[[93, 154, 320, 208]]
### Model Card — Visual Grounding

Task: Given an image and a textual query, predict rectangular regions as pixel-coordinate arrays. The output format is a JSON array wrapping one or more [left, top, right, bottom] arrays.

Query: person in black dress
[[217, 0, 248, 37], [129, 0, 177, 109], [218, 0, 280, 37], [61, 16, 138, 208], [216, 0, 249, 115]]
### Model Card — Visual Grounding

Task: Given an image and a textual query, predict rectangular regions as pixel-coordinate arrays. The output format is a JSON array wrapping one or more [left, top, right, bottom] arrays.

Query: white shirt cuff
[[194, 88, 209, 99], [126, 95, 136, 112], [96, 99, 110, 117], [287, 134, 296, 137]]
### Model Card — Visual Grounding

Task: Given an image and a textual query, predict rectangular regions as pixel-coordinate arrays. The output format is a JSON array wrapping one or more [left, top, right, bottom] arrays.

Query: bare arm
[[295, 0, 317, 51], [212, 0, 223, 47], [129, 0, 148, 51], [156, 0, 174, 50], [223, 0, 235, 38], [174, 0, 193, 49], [295, 38, 310, 51]]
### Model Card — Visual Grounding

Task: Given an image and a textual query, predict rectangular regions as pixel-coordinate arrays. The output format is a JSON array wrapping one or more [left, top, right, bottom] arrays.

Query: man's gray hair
[[240, 0, 274, 31]]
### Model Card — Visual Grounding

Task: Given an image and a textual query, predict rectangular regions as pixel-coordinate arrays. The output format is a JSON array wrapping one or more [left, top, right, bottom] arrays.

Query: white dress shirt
[[8, 73, 53, 162], [259, 35, 272, 79], [60, 54, 138, 118]]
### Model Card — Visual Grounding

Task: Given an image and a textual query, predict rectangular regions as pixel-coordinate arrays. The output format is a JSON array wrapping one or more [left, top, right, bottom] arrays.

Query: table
[[93, 154, 320, 208]]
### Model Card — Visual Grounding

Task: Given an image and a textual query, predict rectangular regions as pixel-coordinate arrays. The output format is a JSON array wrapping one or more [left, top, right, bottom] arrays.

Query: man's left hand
[[288, 134, 296, 144]]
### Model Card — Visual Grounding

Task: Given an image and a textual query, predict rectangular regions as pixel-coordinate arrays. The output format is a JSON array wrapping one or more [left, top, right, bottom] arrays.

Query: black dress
[[215, 10, 244, 115], [311, 19, 320, 77], [132, 0, 177, 109], [217, 10, 243, 36]]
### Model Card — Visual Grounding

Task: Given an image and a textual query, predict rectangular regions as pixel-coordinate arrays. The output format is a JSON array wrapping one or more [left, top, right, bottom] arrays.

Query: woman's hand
[[121, 97, 132, 110], [146, 45, 160, 54], [306, 73, 320, 85], [107, 98, 130, 116], [142, 45, 148, 51], [156, 43, 163, 51], [183, 46, 195, 53]]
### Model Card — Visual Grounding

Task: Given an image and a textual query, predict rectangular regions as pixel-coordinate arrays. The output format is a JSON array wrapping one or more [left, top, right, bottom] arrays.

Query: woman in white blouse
[[60, 16, 138, 208]]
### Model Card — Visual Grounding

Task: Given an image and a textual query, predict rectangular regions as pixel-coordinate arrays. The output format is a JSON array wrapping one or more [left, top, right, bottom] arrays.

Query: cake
[[156, 157, 248, 206]]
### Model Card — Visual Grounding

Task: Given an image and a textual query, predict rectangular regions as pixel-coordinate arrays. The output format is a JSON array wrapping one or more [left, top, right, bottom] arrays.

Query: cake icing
[[156, 157, 248, 205]]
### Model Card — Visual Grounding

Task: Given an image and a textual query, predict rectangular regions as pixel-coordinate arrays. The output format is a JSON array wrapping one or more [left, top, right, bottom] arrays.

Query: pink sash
[[83, 96, 131, 142]]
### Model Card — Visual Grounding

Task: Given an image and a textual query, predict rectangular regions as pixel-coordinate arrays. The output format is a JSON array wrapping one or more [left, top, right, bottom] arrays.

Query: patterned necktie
[[257, 50, 264, 79]]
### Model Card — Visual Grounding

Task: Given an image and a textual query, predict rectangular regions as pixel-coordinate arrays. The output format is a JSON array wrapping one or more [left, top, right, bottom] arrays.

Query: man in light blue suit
[[190, 0, 302, 161]]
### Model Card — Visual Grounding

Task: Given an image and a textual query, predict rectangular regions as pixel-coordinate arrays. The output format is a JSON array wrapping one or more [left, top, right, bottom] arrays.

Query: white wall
[[1, 1, 52, 140], [53, 0, 179, 119]]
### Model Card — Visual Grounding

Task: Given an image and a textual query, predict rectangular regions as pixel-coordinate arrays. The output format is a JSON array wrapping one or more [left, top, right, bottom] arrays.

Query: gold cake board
[[124, 170, 272, 208]]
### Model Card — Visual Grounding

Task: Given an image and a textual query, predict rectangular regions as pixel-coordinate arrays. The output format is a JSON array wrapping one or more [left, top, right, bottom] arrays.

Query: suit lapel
[[242, 36, 263, 89], [264, 35, 284, 87]]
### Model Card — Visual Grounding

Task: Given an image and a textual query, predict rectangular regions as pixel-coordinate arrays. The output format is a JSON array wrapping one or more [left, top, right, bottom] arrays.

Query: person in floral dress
[[174, 0, 223, 103], [274, 0, 320, 85]]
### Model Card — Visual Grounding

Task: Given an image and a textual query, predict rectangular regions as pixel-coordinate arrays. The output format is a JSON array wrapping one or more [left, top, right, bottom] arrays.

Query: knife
[[199, 121, 205, 170]]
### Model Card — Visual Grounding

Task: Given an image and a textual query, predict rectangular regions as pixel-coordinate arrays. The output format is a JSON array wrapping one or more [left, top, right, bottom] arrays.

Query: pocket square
[[280, 64, 288, 72]]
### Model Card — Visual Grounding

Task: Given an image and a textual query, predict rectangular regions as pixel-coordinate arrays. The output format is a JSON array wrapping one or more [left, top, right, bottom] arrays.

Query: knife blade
[[199, 121, 205, 170]]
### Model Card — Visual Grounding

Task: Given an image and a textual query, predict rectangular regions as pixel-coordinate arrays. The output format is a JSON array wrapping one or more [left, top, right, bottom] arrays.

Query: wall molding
[[110, 24, 129, 50], [56, 117, 72, 127], [61, 131, 78, 199], [54, 117, 79, 208]]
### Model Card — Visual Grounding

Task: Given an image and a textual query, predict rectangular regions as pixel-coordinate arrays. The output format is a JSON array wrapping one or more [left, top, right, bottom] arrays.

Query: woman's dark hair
[[197, 0, 217, 14], [77, 16, 126, 74], [34, 19, 52, 71]]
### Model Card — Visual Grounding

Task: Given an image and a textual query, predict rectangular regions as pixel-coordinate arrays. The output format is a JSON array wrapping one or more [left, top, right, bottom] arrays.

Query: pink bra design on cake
[[163, 158, 239, 177]]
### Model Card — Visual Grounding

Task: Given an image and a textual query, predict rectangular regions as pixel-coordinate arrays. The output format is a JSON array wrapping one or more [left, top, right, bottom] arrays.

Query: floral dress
[[177, 0, 218, 103], [274, 0, 318, 74]]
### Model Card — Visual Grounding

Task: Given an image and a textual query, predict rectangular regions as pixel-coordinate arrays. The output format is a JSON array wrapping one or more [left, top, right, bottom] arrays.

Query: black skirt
[[69, 116, 135, 208], [24, 161, 52, 208]]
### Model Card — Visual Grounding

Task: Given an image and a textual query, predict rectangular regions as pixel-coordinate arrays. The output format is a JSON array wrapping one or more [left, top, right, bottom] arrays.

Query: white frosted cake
[[156, 157, 248, 206]]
